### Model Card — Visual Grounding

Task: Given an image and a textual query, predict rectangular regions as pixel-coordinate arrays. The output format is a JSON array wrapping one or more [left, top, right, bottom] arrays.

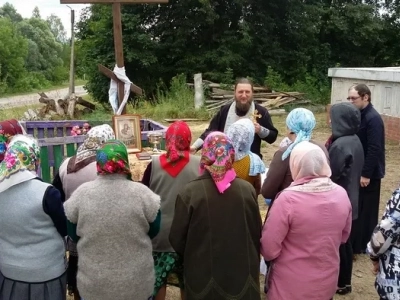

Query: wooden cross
[[252, 109, 262, 122], [60, 0, 169, 114]]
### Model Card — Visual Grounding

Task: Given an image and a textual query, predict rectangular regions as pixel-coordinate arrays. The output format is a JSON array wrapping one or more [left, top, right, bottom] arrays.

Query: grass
[[0, 104, 42, 121]]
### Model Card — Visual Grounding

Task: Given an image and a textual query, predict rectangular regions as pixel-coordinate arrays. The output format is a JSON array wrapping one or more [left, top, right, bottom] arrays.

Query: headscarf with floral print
[[199, 132, 236, 193], [67, 124, 115, 174], [159, 121, 191, 177], [96, 140, 132, 180], [0, 119, 24, 162], [0, 135, 40, 193]]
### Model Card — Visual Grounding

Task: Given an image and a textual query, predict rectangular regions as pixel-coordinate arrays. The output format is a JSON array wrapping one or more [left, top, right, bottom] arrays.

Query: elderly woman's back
[[0, 135, 67, 300], [261, 141, 352, 300], [64, 140, 160, 300]]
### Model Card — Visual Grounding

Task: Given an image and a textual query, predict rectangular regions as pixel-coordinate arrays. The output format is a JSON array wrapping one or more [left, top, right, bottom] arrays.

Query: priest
[[191, 78, 278, 158]]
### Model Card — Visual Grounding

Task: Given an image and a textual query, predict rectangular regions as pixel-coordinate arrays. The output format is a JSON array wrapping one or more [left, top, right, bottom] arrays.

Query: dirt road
[[0, 86, 87, 109]]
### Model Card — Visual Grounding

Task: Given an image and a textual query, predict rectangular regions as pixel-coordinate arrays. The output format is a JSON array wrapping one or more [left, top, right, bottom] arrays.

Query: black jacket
[[198, 102, 278, 159], [329, 102, 364, 220], [357, 103, 385, 179]]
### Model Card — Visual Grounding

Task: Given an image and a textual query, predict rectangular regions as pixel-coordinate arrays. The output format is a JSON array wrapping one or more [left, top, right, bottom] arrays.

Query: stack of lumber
[[198, 82, 309, 112]]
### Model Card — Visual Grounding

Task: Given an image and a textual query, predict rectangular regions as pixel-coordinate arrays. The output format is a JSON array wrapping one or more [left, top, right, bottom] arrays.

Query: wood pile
[[22, 92, 96, 121], [193, 81, 309, 112]]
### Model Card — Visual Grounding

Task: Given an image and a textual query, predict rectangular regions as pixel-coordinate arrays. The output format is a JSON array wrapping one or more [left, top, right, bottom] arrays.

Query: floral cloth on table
[[159, 121, 191, 177], [0, 135, 40, 193], [199, 131, 236, 194], [226, 118, 266, 176], [96, 140, 132, 180]]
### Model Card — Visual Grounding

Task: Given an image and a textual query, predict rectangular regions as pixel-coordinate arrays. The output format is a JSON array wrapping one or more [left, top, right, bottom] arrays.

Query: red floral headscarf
[[159, 121, 192, 177], [0, 119, 24, 162]]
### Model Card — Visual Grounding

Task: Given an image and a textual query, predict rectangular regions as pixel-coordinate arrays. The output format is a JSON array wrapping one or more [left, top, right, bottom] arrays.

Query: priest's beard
[[235, 99, 253, 116]]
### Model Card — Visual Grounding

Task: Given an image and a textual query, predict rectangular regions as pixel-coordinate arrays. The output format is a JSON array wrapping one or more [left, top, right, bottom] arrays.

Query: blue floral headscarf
[[281, 108, 316, 160]]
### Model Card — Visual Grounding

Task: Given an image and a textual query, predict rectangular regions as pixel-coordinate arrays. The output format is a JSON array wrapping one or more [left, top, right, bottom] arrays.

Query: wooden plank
[[40, 147, 51, 183], [37, 128, 45, 138], [164, 118, 208, 123], [37, 136, 86, 147], [61, 0, 168, 3], [53, 145, 63, 176], [98, 64, 143, 96], [66, 144, 77, 157], [25, 121, 86, 129], [112, 2, 126, 114]]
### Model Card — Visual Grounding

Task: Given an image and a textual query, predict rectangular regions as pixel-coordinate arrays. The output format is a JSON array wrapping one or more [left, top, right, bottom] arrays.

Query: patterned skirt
[[0, 271, 67, 300], [153, 252, 184, 295]]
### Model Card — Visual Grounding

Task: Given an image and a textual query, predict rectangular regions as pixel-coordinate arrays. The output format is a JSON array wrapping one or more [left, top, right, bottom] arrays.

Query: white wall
[[330, 77, 400, 118]]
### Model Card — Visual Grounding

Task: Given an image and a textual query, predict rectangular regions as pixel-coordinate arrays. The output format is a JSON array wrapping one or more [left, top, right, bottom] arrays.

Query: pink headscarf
[[199, 132, 236, 193], [289, 141, 331, 181]]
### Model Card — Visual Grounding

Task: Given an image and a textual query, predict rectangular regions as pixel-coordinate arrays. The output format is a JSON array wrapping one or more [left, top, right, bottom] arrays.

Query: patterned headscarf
[[199, 132, 236, 193], [159, 121, 191, 177], [96, 140, 132, 180], [0, 119, 24, 162], [0, 135, 40, 193], [226, 118, 266, 176], [67, 124, 115, 173], [282, 108, 316, 160]]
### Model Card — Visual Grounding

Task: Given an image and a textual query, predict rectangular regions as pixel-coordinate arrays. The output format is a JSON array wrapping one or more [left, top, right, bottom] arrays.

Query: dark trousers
[[352, 179, 381, 254], [338, 236, 354, 287]]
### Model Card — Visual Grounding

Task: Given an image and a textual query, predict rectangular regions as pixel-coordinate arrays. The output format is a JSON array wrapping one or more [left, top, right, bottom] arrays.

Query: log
[[67, 99, 77, 118], [39, 97, 66, 116], [76, 97, 96, 110], [54, 99, 65, 116]]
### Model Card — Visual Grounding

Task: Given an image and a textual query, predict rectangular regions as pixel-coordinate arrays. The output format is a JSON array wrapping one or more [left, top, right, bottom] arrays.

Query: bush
[[134, 74, 211, 120], [264, 66, 330, 104]]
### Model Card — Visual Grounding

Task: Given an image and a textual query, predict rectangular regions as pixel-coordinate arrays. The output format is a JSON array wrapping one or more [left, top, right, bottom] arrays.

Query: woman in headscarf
[[64, 140, 161, 300], [142, 121, 200, 300], [0, 135, 67, 300], [52, 124, 115, 300], [0, 119, 25, 162], [260, 141, 352, 300], [226, 118, 266, 194], [261, 108, 328, 204], [367, 185, 400, 300], [169, 132, 262, 300]]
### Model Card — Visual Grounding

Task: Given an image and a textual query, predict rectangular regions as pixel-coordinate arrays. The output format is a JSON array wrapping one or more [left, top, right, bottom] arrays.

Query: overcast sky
[[0, 0, 89, 37]]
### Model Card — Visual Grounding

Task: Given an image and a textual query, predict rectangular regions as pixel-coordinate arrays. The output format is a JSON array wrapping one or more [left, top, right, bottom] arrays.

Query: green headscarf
[[96, 140, 132, 180]]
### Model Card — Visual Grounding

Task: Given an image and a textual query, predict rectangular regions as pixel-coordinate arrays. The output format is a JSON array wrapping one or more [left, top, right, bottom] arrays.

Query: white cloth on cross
[[108, 65, 132, 115]]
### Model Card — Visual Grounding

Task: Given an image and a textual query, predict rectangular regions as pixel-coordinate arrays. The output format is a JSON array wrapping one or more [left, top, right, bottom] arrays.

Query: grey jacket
[[328, 102, 364, 220]]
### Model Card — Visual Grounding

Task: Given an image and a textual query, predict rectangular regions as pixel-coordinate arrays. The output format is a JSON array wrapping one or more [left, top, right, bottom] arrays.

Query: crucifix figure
[[60, 0, 168, 114]]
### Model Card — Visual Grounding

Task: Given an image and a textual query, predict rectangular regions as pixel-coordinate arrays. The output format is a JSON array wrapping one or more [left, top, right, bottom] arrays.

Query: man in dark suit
[[347, 84, 385, 255], [191, 78, 278, 159]]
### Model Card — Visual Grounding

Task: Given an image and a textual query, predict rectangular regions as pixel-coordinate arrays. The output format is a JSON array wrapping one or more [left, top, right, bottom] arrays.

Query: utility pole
[[67, 6, 75, 96]]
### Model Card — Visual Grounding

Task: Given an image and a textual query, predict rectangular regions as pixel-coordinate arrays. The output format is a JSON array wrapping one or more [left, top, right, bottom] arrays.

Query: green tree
[[47, 14, 67, 44], [32, 6, 41, 19], [0, 17, 28, 92], [0, 2, 22, 23]]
